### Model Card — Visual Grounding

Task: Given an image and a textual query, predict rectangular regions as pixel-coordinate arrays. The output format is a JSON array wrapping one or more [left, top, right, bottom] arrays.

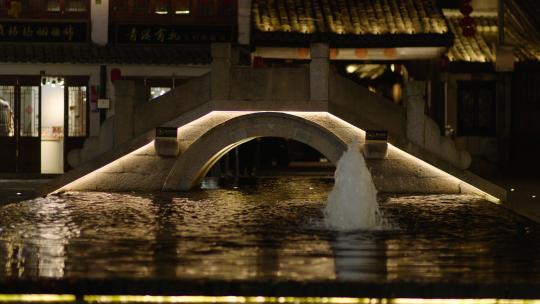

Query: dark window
[[457, 81, 496, 136]]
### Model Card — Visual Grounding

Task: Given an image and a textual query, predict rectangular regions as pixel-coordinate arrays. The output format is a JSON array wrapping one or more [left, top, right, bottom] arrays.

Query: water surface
[[0, 178, 539, 285]]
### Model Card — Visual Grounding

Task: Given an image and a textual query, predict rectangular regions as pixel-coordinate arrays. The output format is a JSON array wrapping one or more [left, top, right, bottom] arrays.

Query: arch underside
[[163, 112, 348, 191]]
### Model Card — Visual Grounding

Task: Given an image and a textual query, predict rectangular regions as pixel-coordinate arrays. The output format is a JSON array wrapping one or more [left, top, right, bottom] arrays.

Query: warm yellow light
[[387, 144, 501, 204], [81, 296, 540, 304], [346, 64, 359, 73], [510, 188, 515, 192], [175, 10, 190, 14], [0, 294, 75, 302], [51, 142, 156, 194], [84, 296, 372, 304]]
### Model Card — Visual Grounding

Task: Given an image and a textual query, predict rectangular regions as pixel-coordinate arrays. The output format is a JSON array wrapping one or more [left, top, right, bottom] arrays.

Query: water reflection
[[331, 233, 387, 281], [0, 196, 79, 277], [0, 178, 538, 285]]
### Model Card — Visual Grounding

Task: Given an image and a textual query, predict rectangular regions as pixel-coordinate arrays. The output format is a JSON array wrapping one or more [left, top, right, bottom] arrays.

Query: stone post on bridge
[[211, 43, 232, 101], [113, 80, 146, 147], [309, 43, 329, 102]]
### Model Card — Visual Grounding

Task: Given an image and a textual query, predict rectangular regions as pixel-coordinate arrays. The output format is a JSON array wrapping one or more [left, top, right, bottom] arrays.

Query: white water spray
[[324, 139, 383, 231]]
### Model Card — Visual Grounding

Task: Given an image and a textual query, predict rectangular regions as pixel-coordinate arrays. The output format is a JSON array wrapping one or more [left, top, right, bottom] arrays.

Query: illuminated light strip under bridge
[[52, 111, 502, 204], [1, 295, 539, 304]]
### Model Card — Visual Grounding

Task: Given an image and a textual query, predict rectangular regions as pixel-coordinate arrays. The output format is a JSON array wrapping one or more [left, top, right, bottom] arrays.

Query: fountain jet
[[324, 139, 383, 231]]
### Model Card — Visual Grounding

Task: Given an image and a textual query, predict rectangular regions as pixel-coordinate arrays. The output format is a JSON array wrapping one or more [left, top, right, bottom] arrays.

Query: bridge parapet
[[229, 66, 310, 102], [47, 42, 505, 203]]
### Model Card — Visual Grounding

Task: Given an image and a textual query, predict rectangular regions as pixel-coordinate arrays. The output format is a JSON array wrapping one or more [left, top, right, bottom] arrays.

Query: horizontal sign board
[[156, 127, 178, 138], [116, 24, 233, 44], [366, 130, 388, 141], [0, 21, 88, 43]]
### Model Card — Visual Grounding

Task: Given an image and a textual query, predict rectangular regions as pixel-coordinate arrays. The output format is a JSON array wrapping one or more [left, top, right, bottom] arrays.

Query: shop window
[[68, 86, 87, 137], [457, 81, 496, 136], [150, 87, 171, 100], [19, 86, 39, 137], [0, 86, 15, 137]]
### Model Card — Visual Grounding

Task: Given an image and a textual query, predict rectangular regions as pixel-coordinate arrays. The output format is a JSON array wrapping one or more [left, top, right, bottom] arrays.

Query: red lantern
[[297, 47, 309, 58], [329, 48, 339, 59], [459, 0, 475, 38], [355, 48, 368, 59], [253, 56, 264, 68], [459, 4, 473, 15], [460, 16, 475, 27], [440, 55, 450, 70], [110, 68, 122, 82], [462, 26, 476, 37], [384, 48, 397, 58]]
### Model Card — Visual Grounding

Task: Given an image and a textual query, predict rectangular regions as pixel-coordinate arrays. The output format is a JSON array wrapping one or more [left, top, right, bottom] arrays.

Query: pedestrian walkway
[[493, 178, 540, 223]]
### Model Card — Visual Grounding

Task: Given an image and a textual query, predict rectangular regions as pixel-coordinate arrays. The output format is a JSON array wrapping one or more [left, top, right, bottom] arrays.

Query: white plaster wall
[[91, 0, 109, 45]]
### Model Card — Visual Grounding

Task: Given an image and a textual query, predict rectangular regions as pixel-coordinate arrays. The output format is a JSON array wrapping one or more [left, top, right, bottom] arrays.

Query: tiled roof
[[446, 10, 540, 63], [446, 13, 496, 62], [251, 0, 452, 47], [0, 44, 211, 65]]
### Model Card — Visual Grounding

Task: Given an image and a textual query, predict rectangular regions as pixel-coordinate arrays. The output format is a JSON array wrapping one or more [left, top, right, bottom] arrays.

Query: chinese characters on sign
[[116, 25, 233, 44], [0, 22, 88, 43]]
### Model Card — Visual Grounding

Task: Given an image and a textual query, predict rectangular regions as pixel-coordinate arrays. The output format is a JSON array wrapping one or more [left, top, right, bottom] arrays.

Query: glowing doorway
[[40, 77, 65, 174]]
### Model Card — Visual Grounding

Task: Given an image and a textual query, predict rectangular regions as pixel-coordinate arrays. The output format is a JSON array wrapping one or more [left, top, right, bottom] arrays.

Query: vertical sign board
[[155, 127, 179, 157], [156, 127, 178, 138], [366, 130, 388, 142], [364, 130, 388, 159]]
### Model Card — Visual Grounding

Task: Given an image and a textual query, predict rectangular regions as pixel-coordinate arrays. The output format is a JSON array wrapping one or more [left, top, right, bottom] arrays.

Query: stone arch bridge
[[41, 44, 505, 202]]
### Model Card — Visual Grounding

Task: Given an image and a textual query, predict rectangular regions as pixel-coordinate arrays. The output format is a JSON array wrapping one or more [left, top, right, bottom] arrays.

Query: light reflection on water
[[0, 177, 539, 284]]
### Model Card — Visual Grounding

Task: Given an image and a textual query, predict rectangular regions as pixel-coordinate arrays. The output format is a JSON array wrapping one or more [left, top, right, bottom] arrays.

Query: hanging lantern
[[329, 48, 339, 59], [297, 47, 309, 59], [462, 26, 476, 37], [253, 56, 265, 68], [460, 16, 475, 27], [110, 68, 122, 82], [459, 0, 475, 37], [440, 55, 450, 71], [459, 3, 473, 15], [355, 48, 368, 59], [384, 48, 397, 58]]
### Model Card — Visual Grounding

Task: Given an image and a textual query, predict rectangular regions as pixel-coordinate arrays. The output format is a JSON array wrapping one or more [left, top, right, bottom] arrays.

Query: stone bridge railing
[[48, 43, 504, 202]]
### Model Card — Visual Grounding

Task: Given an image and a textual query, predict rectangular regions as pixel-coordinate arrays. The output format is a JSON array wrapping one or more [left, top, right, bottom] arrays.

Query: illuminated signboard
[[116, 24, 233, 44], [0, 22, 88, 43]]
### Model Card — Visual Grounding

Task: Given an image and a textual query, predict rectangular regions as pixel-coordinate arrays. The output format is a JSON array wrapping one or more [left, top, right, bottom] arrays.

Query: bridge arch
[[163, 112, 348, 191]]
